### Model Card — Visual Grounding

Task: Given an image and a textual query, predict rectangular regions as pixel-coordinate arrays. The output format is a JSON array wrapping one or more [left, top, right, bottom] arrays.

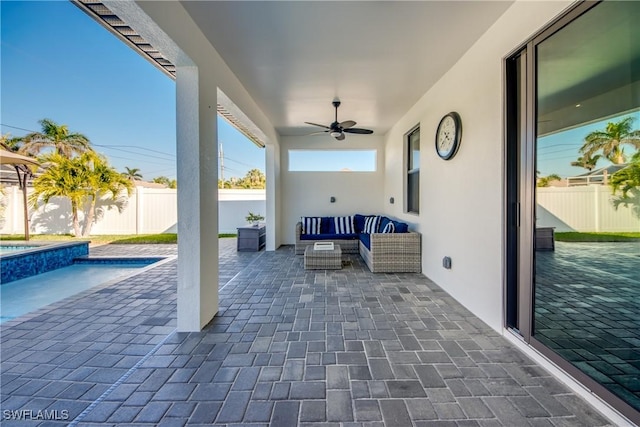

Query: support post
[[176, 65, 219, 331]]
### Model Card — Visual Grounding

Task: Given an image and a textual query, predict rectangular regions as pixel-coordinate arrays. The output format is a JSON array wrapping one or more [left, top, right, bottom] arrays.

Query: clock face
[[435, 112, 461, 160]]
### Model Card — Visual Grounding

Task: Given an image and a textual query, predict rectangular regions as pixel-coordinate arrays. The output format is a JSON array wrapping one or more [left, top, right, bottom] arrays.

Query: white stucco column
[[265, 143, 279, 251], [176, 65, 219, 331]]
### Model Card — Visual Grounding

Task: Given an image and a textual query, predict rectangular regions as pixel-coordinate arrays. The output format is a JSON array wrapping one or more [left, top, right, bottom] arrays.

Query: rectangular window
[[288, 149, 376, 172], [406, 126, 420, 213]]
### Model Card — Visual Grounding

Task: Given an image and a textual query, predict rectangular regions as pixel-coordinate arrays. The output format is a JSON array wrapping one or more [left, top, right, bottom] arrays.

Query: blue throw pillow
[[381, 221, 395, 233], [334, 216, 354, 234], [354, 214, 366, 233], [393, 220, 409, 233], [379, 217, 391, 233], [301, 216, 321, 234], [321, 217, 335, 234], [363, 216, 381, 234]]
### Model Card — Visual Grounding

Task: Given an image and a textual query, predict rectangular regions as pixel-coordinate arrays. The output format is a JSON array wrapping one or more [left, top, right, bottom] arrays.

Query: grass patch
[[109, 234, 177, 244], [1, 233, 237, 245], [555, 232, 640, 242]]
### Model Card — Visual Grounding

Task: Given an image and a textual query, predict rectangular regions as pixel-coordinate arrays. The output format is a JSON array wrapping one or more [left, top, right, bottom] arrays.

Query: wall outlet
[[443, 256, 452, 269]]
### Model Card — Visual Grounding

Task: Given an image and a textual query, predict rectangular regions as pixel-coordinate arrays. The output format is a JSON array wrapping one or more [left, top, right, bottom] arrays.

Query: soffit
[[179, 1, 514, 137]]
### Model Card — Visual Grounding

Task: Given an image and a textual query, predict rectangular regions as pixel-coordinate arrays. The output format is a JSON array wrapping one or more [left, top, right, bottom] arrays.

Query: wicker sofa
[[295, 214, 421, 273]]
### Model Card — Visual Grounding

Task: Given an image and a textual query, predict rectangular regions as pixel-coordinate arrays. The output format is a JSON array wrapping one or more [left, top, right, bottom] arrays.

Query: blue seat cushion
[[300, 233, 358, 241], [359, 233, 371, 250]]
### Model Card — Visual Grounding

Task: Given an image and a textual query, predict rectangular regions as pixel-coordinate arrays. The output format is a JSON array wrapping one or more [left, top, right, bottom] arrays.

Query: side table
[[237, 225, 266, 251]]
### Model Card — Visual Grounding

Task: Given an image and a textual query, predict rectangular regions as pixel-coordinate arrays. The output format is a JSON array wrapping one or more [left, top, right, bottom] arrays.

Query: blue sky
[[537, 112, 640, 178], [1, 0, 264, 181]]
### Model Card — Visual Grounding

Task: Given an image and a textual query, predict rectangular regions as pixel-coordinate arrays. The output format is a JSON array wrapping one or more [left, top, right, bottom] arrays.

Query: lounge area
[[0, 240, 613, 425], [295, 215, 422, 273]]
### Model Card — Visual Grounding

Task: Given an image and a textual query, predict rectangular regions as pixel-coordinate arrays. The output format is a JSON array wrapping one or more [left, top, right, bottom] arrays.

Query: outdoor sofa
[[295, 214, 421, 273]]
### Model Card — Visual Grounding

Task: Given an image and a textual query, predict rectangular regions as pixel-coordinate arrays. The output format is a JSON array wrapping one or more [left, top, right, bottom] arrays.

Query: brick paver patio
[[0, 240, 616, 425]]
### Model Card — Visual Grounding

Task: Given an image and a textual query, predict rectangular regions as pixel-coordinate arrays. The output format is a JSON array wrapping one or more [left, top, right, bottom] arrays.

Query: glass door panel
[[534, 0, 640, 412]]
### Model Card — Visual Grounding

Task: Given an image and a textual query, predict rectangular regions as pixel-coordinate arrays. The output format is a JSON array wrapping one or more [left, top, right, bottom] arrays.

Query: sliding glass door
[[506, 1, 640, 422]]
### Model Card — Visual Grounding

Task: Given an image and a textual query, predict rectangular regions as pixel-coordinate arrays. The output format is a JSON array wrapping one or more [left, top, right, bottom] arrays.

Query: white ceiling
[[180, 1, 513, 137]]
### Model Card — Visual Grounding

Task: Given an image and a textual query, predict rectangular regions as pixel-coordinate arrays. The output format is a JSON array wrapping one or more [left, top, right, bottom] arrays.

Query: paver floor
[[535, 242, 640, 413], [0, 240, 618, 426]]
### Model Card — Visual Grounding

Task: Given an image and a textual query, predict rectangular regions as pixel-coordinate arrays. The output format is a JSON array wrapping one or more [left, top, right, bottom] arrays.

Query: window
[[288, 150, 376, 172], [406, 126, 420, 213]]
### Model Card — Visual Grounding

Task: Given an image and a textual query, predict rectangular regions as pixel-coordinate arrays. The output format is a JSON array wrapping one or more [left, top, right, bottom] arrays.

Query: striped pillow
[[363, 216, 381, 234], [301, 217, 321, 234], [334, 216, 354, 234], [381, 221, 395, 233]]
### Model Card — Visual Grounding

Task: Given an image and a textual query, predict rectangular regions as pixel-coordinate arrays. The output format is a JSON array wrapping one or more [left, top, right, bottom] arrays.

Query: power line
[[1, 123, 37, 133], [93, 144, 175, 158], [103, 154, 174, 167], [93, 144, 175, 161]]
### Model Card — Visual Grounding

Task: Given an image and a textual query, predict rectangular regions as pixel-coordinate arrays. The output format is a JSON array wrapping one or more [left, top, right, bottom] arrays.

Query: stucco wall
[[280, 134, 386, 244], [383, 1, 573, 332]]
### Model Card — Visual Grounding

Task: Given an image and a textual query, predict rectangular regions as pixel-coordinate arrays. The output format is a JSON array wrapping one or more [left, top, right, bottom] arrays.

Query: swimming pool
[[0, 257, 165, 323], [0, 241, 89, 283]]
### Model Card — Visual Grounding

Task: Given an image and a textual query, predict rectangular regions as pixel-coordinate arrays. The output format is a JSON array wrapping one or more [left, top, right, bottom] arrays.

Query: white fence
[[0, 187, 266, 236], [537, 185, 640, 232], [2, 185, 636, 236]]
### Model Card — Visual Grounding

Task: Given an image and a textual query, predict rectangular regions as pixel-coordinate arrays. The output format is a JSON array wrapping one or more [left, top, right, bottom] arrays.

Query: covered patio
[[0, 241, 611, 425]]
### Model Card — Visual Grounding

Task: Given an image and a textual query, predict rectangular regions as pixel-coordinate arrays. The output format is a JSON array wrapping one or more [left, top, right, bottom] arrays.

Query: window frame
[[287, 149, 377, 172], [405, 124, 420, 214]]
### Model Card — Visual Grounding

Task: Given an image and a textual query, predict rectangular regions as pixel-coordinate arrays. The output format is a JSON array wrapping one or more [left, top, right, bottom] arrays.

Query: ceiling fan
[[305, 100, 373, 141]]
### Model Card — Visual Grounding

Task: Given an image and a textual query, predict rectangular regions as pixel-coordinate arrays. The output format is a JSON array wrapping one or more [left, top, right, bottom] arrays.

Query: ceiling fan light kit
[[305, 100, 374, 140]]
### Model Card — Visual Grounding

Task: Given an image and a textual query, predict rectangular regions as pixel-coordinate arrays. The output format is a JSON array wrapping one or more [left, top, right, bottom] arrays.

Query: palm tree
[[570, 154, 601, 171], [152, 176, 177, 189], [20, 118, 91, 158], [30, 153, 89, 237], [244, 168, 266, 189], [537, 173, 561, 187], [83, 153, 133, 237], [610, 151, 640, 200], [31, 152, 132, 237], [579, 116, 640, 164], [1, 133, 23, 152], [122, 166, 143, 181]]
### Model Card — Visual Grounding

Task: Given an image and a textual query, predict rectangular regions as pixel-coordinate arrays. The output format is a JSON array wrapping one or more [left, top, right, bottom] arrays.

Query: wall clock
[[435, 112, 462, 160]]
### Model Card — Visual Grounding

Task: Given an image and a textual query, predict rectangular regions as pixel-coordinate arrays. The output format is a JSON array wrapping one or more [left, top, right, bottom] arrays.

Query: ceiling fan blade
[[307, 131, 328, 136], [344, 128, 373, 134], [335, 132, 346, 141], [339, 120, 356, 129], [304, 121, 331, 129]]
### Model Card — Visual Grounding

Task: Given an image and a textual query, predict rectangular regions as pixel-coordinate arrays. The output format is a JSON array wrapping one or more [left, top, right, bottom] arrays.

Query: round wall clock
[[435, 112, 462, 160]]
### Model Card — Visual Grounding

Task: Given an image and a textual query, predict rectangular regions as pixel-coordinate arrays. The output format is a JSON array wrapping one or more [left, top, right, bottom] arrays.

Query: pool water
[[0, 262, 153, 323]]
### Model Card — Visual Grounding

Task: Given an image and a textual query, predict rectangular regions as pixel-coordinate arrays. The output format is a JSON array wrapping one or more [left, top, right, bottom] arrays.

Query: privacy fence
[[0, 187, 266, 236], [536, 185, 639, 232], [1, 186, 637, 236]]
